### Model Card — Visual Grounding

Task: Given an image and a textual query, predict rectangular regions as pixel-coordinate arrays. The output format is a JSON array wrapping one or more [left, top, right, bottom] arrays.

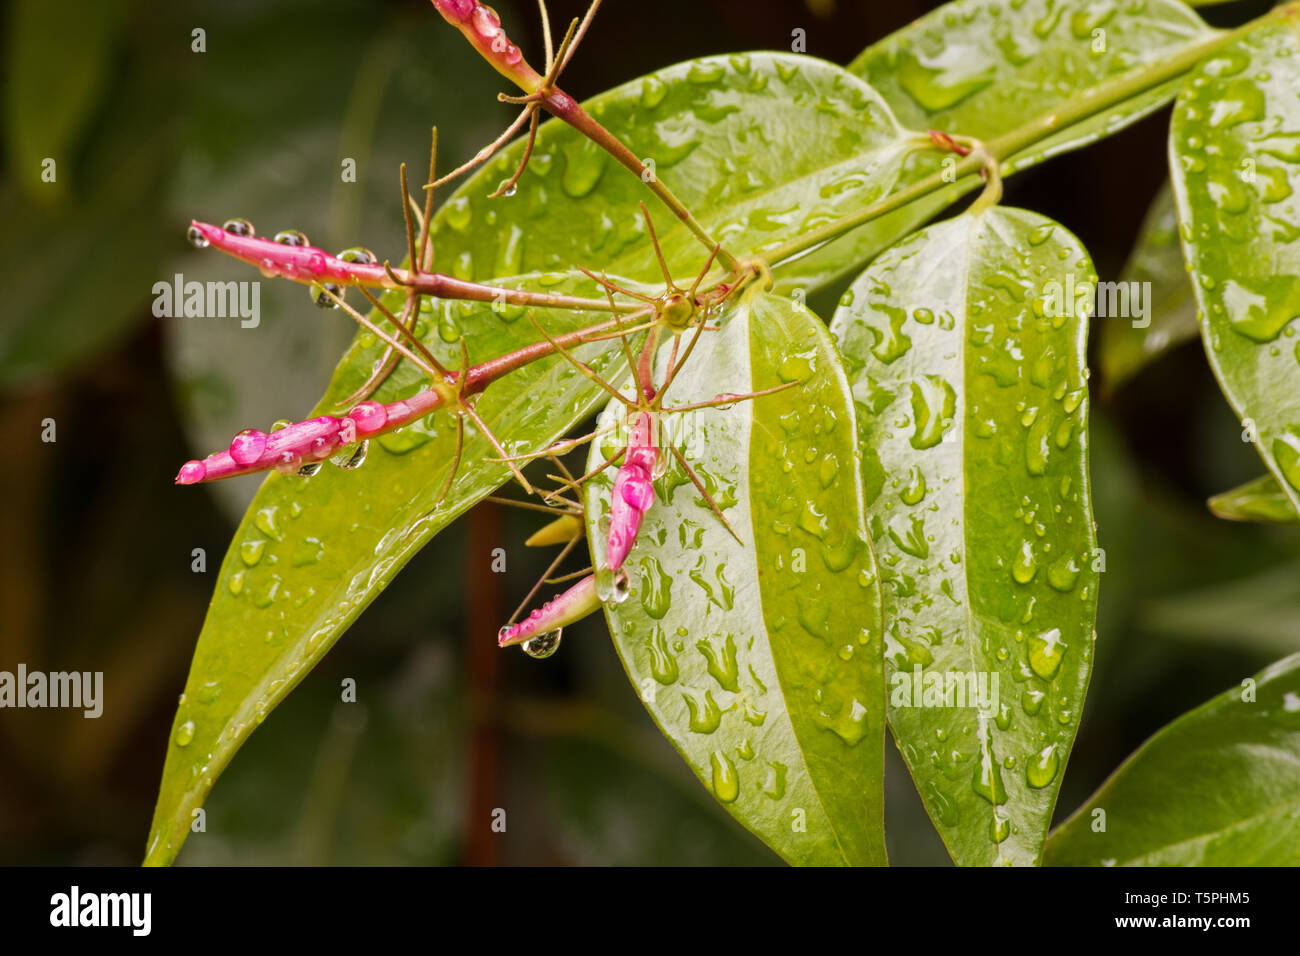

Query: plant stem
[[764, 2, 1297, 272], [429, 0, 736, 270]]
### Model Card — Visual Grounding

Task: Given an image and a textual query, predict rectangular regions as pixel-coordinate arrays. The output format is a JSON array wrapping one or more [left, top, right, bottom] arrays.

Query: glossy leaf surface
[[852, 0, 1214, 174], [147, 277, 630, 865], [1046, 653, 1300, 865], [1170, 18, 1300, 514], [831, 207, 1100, 865], [584, 292, 886, 865], [433, 52, 933, 293]]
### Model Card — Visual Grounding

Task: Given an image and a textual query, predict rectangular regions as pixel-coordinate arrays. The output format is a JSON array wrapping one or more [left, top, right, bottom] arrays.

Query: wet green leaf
[[830, 207, 1100, 866], [151, 50, 925, 865], [852, 0, 1214, 175], [434, 52, 932, 295], [145, 276, 632, 865], [1046, 652, 1300, 865], [1208, 473, 1299, 524], [1100, 183, 1201, 388], [584, 292, 885, 866], [1170, 18, 1300, 515]]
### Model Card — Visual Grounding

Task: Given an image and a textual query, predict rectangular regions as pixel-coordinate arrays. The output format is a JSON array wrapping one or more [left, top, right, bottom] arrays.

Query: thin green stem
[[766, 3, 1296, 271]]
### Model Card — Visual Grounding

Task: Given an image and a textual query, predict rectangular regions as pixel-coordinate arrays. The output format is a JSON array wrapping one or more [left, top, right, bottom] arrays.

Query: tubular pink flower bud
[[497, 574, 600, 647], [429, 1, 543, 92], [187, 219, 623, 313], [174, 390, 443, 485], [605, 412, 657, 573]]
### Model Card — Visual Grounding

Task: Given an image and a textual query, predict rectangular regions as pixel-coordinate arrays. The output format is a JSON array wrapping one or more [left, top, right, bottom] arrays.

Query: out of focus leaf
[[1100, 183, 1200, 388], [1046, 653, 1300, 865], [1208, 473, 1299, 524]]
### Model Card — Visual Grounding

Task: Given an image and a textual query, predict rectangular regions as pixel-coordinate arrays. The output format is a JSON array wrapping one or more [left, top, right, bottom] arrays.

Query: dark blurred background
[[1, 0, 1293, 866]]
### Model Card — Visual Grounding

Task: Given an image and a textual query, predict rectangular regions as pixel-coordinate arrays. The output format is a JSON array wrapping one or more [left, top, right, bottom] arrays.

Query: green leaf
[[851, 0, 1215, 175], [4, 0, 126, 202], [1141, 560, 1300, 657], [1045, 653, 1300, 865], [145, 277, 632, 865], [583, 292, 885, 866], [1170, 18, 1300, 515], [151, 50, 929, 864], [1100, 183, 1200, 388], [830, 207, 1100, 866], [1208, 473, 1299, 524], [432, 52, 932, 295]]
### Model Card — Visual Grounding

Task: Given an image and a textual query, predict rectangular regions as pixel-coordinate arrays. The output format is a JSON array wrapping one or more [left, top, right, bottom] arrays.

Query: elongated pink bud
[[429, 1, 543, 92], [187, 219, 618, 312], [605, 412, 657, 573], [175, 392, 435, 485], [498, 574, 600, 647]]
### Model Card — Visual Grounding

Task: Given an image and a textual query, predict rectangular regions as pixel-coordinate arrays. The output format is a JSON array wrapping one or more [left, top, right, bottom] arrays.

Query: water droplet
[[710, 750, 739, 803], [186, 225, 209, 248], [639, 555, 673, 619], [174, 720, 196, 747], [337, 246, 378, 265], [230, 428, 268, 466], [991, 811, 1011, 843], [684, 688, 722, 733], [900, 465, 927, 505], [222, 217, 254, 237], [330, 440, 369, 470], [274, 229, 310, 247], [910, 375, 956, 449], [522, 629, 562, 659], [1012, 539, 1037, 584], [560, 140, 608, 199], [896, 48, 995, 112], [1047, 557, 1080, 592], [648, 627, 678, 684], [640, 76, 668, 109], [311, 282, 342, 308], [697, 634, 740, 692], [239, 539, 266, 566], [1028, 627, 1066, 680], [1026, 743, 1060, 788], [972, 748, 1008, 806]]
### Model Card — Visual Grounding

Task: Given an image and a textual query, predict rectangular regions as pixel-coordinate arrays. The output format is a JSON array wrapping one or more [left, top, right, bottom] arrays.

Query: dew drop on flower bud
[[337, 247, 378, 265], [330, 440, 369, 470], [229, 428, 268, 465], [297, 462, 322, 477], [275, 451, 303, 475], [595, 567, 630, 605], [274, 229, 310, 247], [222, 217, 255, 236], [522, 629, 562, 659], [187, 225, 210, 248]]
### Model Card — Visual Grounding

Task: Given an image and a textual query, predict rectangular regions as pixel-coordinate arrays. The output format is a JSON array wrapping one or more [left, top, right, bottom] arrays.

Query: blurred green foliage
[[2, 0, 1296, 866]]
